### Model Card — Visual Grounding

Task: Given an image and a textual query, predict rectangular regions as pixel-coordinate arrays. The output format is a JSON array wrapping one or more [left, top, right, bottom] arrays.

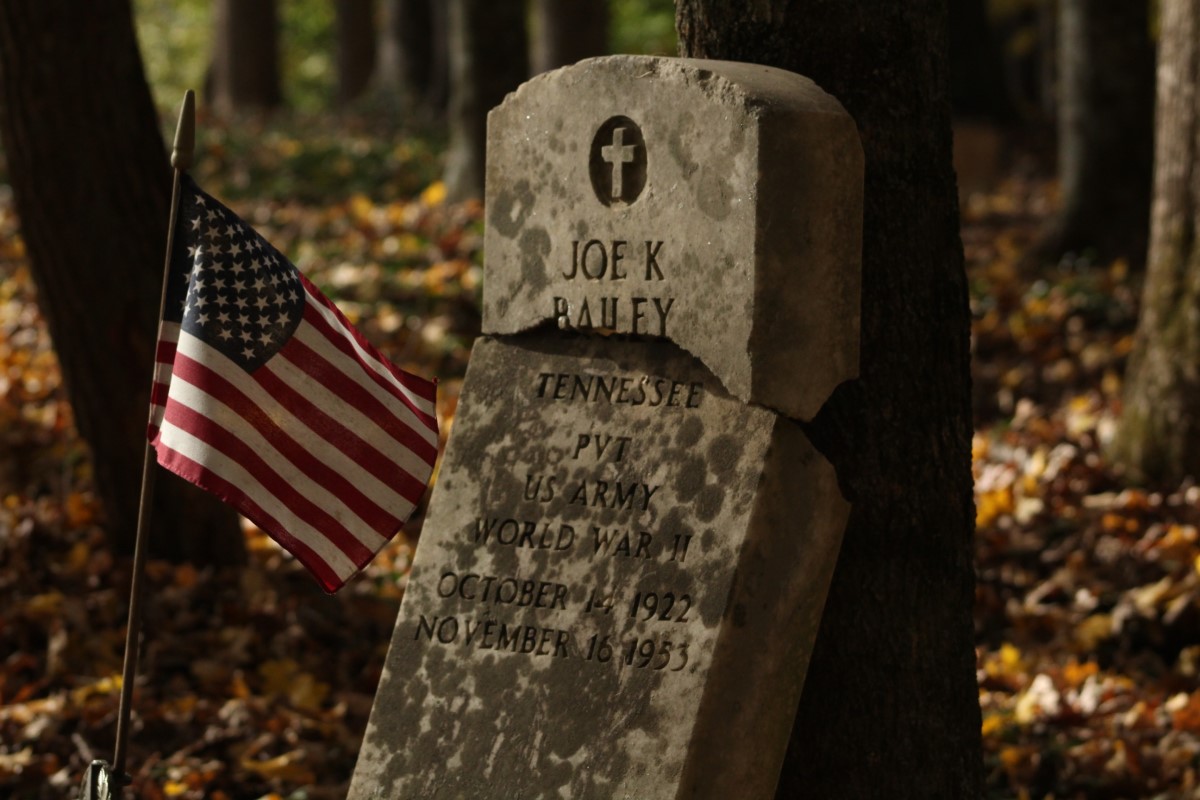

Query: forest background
[[1, 1, 1197, 798]]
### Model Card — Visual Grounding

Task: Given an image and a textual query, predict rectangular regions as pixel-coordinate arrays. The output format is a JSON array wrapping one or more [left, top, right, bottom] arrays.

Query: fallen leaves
[[971, 173, 1200, 798], [4, 119, 1198, 797], [0, 123, 476, 798]]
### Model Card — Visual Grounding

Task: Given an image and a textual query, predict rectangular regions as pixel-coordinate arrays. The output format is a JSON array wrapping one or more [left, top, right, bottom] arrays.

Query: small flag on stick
[[148, 177, 438, 592]]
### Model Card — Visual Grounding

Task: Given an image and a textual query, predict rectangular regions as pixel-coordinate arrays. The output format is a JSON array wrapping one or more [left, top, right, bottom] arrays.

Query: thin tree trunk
[[677, 2, 981, 798], [532, 0, 608, 74], [1037, 0, 1154, 265], [336, 0, 377, 106], [210, 0, 283, 115], [0, 0, 243, 563], [373, 0, 448, 121], [443, 0, 528, 201], [1111, 0, 1200, 485]]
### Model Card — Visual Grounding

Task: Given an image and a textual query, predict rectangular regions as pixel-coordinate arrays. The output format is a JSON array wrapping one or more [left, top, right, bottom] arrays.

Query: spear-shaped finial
[[170, 89, 195, 172]]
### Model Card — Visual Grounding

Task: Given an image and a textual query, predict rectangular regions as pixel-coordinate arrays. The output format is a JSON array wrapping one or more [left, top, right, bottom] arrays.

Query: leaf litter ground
[[2, 132, 1199, 798]]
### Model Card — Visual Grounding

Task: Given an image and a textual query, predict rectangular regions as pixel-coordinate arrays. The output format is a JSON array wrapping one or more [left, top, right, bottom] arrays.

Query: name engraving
[[554, 240, 675, 335]]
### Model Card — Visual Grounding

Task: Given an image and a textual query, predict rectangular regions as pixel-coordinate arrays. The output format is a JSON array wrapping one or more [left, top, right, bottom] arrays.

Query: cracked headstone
[[348, 55, 863, 800]]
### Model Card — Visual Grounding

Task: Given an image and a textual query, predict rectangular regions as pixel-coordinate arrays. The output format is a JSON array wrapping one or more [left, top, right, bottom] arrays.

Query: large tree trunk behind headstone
[[0, 0, 243, 563], [443, 0, 528, 201], [1037, 0, 1154, 265], [336, 0, 377, 106], [676, 2, 981, 798], [949, 0, 1013, 121], [210, 0, 283, 115], [531, 0, 608, 74], [1111, 0, 1200, 485]]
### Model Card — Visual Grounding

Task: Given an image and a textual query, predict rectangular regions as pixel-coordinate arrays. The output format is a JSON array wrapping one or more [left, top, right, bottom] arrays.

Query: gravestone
[[348, 55, 862, 799]]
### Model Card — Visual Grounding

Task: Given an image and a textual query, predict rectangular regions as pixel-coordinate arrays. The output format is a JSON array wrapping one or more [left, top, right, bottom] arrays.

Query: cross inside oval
[[589, 116, 647, 207]]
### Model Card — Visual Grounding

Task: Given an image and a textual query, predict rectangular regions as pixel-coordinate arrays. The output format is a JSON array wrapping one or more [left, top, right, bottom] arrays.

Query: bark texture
[[676, 2, 981, 798], [949, 0, 1013, 121], [532, 0, 609, 74], [443, 0, 528, 201], [336, 0, 377, 106], [1111, 0, 1200, 485], [210, 0, 283, 115], [0, 0, 243, 562], [1039, 0, 1154, 265]]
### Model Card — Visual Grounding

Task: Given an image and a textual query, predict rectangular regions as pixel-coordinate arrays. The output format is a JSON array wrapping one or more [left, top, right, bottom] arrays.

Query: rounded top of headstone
[[483, 55, 863, 421]]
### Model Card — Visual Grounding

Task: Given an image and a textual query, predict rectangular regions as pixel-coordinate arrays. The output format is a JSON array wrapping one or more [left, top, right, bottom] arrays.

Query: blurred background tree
[[1034, 0, 1155, 267], [1111, 0, 1200, 485], [209, 0, 284, 114], [0, 0, 242, 563]]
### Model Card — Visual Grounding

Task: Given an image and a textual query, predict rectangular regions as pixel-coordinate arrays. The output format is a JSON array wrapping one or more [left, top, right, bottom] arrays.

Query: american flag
[[149, 177, 438, 592]]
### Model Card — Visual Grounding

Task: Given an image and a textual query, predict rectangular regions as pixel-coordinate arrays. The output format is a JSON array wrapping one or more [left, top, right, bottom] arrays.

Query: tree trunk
[[531, 0, 608, 74], [949, 0, 1013, 121], [676, 3, 981, 798], [374, 0, 448, 121], [1037, 0, 1154, 265], [336, 0, 377, 106], [0, 0, 243, 563], [443, 0, 528, 201], [210, 0, 283, 115], [1111, 0, 1200, 485]]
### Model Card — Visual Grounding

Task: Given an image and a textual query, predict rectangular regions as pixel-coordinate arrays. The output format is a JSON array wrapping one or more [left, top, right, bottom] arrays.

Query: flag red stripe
[[250, 364, 431, 503], [150, 380, 170, 410], [156, 340, 177, 364], [163, 400, 376, 566], [301, 287, 437, 423], [155, 445, 345, 592], [169, 352, 404, 533], [280, 334, 439, 466]]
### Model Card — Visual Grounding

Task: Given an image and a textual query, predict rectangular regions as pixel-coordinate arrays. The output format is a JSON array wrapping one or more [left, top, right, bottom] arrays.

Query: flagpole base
[[76, 760, 128, 800]]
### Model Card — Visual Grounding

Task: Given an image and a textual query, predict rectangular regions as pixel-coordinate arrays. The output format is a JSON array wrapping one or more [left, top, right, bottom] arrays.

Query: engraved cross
[[600, 127, 637, 200]]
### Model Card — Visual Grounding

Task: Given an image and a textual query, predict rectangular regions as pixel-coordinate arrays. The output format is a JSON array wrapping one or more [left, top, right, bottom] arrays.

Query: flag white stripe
[[157, 418, 358, 579], [166, 372, 392, 549], [293, 321, 439, 449], [175, 331, 418, 513], [305, 285, 437, 418]]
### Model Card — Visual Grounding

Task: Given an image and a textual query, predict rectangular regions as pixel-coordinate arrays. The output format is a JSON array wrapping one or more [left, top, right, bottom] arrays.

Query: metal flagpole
[[79, 90, 195, 799]]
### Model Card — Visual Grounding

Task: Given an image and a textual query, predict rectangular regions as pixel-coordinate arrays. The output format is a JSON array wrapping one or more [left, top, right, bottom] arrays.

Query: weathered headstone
[[348, 55, 862, 799]]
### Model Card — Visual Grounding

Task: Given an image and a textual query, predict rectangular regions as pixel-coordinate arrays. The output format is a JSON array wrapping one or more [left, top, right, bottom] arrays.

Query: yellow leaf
[[259, 659, 299, 695], [65, 492, 95, 527], [420, 181, 447, 207], [242, 752, 315, 784], [999, 642, 1024, 671], [174, 563, 200, 589], [981, 714, 1007, 737], [23, 591, 64, 621], [348, 193, 374, 221], [66, 541, 90, 574], [288, 672, 330, 713], [1063, 659, 1099, 687], [1073, 613, 1112, 652]]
